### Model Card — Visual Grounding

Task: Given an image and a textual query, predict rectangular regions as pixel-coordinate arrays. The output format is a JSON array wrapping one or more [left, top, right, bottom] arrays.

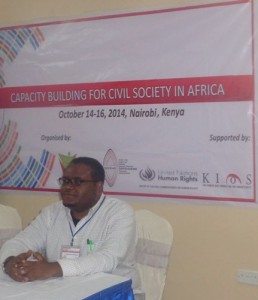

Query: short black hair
[[69, 157, 105, 182]]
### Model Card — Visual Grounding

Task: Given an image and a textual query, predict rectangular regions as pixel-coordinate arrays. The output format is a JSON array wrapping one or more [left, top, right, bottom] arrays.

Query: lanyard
[[69, 196, 106, 246]]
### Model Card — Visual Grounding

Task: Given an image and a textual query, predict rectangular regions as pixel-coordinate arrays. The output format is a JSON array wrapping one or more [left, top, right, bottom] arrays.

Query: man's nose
[[63, 182, 76, 189]]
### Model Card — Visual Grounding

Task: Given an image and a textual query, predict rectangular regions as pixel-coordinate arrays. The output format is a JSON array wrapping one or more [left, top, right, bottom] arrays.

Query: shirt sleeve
[[0, 203, 57, 264]]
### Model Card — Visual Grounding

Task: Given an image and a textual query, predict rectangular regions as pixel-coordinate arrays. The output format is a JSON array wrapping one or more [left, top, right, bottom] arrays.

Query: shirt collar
[[87, 193, 105, 217], [65, 193, 105, 221]]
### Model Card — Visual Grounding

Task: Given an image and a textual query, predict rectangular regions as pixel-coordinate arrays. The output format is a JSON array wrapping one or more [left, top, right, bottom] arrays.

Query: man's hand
[[4, 250, 63, 282]]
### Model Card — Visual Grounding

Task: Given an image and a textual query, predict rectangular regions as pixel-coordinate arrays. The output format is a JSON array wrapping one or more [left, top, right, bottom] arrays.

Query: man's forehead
[[63, 163, 92, 175]]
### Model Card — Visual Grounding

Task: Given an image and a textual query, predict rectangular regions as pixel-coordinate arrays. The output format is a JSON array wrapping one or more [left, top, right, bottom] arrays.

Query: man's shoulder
[[104, 196, 134, 214], [41, 201, 65, 216]]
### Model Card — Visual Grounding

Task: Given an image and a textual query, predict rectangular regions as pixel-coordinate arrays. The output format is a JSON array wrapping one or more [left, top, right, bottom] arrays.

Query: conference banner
[[0, 0, 256, 202]]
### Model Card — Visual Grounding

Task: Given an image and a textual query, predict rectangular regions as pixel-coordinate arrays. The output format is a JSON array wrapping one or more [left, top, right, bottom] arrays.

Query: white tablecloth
[[0, 273, 134, 300]]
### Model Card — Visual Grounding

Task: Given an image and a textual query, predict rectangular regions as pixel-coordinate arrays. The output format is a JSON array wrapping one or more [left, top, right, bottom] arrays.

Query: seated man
[[0, 157, 141, 292]]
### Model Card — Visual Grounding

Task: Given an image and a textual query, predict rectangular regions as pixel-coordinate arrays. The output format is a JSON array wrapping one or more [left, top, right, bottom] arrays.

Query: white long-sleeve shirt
[[0, 194, 140, 289]]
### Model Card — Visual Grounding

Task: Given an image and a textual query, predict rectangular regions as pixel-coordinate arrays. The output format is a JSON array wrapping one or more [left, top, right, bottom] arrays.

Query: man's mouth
[[62, 192, 77, 198], [62, 193, 77, 203]]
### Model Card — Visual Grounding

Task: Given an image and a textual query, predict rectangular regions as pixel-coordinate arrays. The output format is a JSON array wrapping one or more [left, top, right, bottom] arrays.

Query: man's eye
[[73, 178, 82, 185], [63, 178, 70, 184]]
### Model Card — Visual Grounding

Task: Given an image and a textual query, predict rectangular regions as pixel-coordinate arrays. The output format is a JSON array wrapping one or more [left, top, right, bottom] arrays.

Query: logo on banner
[[0, 27, 45, 88], [0, 119, 56, 189], [139, 167, 156, 181], [226, 173, 241, 184], [202, 172, 252, 188], [103, 149, 118, 187], [59, 153, 77, 171]]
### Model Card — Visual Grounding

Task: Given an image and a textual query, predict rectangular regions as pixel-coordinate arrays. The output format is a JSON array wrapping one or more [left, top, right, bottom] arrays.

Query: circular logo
[[139, 167, 155, 181], [103, 149, 118, 187]]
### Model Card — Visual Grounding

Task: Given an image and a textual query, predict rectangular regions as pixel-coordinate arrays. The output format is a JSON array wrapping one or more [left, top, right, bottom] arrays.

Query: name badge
[[61, 245, 81, 259]]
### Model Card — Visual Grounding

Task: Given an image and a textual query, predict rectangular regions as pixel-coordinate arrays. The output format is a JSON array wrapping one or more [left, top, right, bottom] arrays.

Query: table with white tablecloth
[[0, 272, 135, 300]]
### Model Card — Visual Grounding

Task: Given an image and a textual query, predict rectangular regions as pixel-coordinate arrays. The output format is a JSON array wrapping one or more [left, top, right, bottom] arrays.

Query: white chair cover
[[135, 210, 173, 300], [0, 204, 22, 248]]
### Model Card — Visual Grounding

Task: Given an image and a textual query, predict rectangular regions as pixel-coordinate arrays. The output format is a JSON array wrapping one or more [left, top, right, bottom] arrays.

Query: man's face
[[59, 163, 103, 217]]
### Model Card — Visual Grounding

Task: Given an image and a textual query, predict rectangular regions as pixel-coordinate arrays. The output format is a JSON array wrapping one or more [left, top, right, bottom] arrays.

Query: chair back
[[135, 209, 173, 300], [0, 205, 22, 247]]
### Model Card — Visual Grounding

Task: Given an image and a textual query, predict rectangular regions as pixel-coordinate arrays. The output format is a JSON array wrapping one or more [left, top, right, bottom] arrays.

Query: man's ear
[[96, 181, 104, 195]]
